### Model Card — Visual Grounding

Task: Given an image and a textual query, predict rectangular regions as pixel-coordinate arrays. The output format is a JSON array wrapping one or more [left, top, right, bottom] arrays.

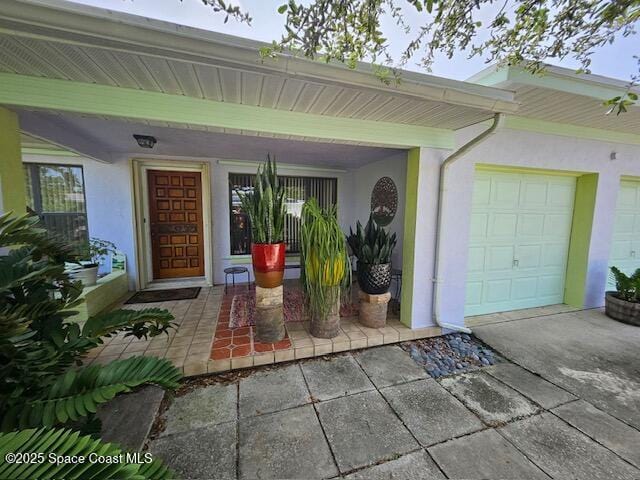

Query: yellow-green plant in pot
[[300, 199, 351, 338]]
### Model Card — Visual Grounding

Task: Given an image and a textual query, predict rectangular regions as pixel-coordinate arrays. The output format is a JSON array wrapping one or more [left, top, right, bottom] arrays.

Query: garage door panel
[[608, 181, 640, 290], [465, 170, 576, 316]]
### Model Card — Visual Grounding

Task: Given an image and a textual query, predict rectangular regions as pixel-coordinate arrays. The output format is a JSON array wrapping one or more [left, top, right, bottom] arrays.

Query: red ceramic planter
[[251, 242, 285, 288]]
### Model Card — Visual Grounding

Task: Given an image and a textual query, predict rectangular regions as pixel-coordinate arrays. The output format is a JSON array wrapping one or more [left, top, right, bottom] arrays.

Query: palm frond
[[82, 308, 175, 340]]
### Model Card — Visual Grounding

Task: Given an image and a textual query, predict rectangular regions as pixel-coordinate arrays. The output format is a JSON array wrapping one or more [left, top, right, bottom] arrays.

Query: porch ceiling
[[0, 0, 518, 133], [16, 110, 405, 169]]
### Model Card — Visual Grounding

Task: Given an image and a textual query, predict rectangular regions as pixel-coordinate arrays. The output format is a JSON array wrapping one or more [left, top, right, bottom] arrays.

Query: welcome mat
[[125, 287, 201, 304]]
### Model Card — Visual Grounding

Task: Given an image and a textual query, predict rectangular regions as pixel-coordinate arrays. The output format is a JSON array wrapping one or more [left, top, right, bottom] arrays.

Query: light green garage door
[[465, 170, 576, 316], [608, 180, 640, 290]]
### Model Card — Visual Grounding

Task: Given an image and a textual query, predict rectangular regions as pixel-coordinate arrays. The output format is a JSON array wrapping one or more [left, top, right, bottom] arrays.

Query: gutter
[[432, 113, 505, 333]]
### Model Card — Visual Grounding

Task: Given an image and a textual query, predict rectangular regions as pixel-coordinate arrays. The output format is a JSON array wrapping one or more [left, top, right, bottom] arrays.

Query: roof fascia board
[[0, 0, 518, 113], [0, 73, 455, 149]]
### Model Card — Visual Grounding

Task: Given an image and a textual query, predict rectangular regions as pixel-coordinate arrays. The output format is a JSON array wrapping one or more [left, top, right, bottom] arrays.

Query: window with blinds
[[229, 173, 338, 255], [24, 163, 89, 247]]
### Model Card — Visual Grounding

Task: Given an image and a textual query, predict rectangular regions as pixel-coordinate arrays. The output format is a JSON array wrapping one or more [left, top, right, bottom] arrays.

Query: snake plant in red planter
[[236, 156, 286, 288]]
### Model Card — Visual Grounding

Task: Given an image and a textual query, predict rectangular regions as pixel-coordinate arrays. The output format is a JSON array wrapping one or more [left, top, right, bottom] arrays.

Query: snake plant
[[347, 215, 397, 265], [235, 155, 286, 244], [300, 198, 351, 321]]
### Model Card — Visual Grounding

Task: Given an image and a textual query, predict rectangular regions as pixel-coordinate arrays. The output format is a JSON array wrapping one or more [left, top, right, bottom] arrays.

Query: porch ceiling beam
[[17, 110, 113, 163], [0, 73, 455, 149]]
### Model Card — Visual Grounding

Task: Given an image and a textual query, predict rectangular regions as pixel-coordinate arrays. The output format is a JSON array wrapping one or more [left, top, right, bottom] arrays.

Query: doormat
[[125, 287, 201, 304]]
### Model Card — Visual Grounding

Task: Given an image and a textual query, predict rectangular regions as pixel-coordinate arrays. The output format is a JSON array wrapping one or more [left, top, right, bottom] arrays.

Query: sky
[[64, 0, 637, 82]]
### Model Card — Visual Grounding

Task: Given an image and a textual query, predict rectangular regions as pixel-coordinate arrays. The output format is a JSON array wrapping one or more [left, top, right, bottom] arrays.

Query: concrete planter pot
[[254, 285, 286, 343], [358, 291, 391, 328], [605, 292, 640, 326], [310, 293, 340, 339], [69, 265, 99, 287]]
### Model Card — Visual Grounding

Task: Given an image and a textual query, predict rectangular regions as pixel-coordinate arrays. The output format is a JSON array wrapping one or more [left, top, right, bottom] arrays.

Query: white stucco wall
[[434, 126, 640, 329], [352, 152, 407, 267]]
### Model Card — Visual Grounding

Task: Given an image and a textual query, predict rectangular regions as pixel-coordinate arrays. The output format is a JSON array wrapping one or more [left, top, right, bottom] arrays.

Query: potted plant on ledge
[[605, 266, 640, 326], [67, 237, 117, 287], [301, 199, 350, 338], [236, 155, 286, 288], [347, 215, 397, 327]]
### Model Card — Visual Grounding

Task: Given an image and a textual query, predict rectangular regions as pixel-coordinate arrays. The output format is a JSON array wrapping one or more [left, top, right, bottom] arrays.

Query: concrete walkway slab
[[161, 383, 237, 436], [343, 450, 445, 479], [239, 364, 310, 417], [486, 363, 576, 409], [149, 422, 236, 480], [553, 400, 640, 468], [381, 379, 483, 446], [440, 371, 539, 426], [428, 429, 550, 480], [500, 413, 640, 480], [315, 390, 419, 472], [301, 355, 374, 401], [238, 405, 338, 480], [354, 345, 428, 388]]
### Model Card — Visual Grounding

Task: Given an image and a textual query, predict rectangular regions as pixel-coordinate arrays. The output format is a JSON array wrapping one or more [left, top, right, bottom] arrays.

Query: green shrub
[[610, 266, 640, 302], [346, 215, 397, 265]]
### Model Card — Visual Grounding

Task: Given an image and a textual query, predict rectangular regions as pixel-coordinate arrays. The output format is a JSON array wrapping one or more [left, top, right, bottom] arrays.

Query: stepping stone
[[428, 429, 549, 480], [486, 363, 576, 409], [239, 364, 310, 417], [553, 400, 640, 468], [99, 385, 165, 451], [315, 390, 418, 472], [161, 383, 237, 436], [343, 450, 445, 479], [150, 422, 236, 480], [301, 355, 374, 401], [440, 371, 539, 426], [500, 413, 640, 480], [238, 405, 338, 480], [381, 379, 483, 446], [354, 345, 427, 388]]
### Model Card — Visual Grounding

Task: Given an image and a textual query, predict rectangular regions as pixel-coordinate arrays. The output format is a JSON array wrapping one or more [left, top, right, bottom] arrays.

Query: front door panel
[[148, 170, 204, 279]]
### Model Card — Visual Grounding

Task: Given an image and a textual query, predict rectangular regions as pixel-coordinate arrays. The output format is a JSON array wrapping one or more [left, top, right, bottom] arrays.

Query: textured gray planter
[[605, 292, 640, 326], [310, 294, 340, 339]]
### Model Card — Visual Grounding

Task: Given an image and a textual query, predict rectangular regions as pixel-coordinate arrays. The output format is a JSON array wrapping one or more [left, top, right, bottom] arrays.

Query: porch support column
[[400, 147, 444, 328], [0, 106, 25, 215]]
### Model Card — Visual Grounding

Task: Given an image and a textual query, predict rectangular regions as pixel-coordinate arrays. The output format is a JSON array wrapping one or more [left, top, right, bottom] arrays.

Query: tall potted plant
[[605, 266, 640, 326], [300, 199, 351, 338], [236, 155, 286, 288], [347, 215, 397, 294]]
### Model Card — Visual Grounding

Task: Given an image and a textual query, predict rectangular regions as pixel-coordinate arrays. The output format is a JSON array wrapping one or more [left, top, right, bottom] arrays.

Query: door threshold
[[144, 277, 210, 290]]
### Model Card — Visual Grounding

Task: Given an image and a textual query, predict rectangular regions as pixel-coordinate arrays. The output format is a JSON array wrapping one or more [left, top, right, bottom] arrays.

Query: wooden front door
[[148, 170, 205, 279]]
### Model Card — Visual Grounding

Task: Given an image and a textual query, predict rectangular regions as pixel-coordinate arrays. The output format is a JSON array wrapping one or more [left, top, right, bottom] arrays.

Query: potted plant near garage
[[347, 215, 397, 327], [67, 237, 117, 287], [300, 198, 351, 338], [605, 266, 640, 326], [236, 155, 287, 288]]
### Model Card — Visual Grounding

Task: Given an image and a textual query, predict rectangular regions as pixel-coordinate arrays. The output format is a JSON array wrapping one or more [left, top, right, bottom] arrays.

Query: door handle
[[631, 251, 636, 258], [513, 259, 519, 267]]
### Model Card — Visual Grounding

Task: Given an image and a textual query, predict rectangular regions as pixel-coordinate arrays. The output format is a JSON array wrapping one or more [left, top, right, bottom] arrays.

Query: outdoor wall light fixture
[[133, 134, 157, 148]]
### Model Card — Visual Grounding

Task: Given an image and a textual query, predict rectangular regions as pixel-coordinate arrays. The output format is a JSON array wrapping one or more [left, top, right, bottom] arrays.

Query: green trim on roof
[[21, 147, 79, 157], [0, 73, 455, 149]]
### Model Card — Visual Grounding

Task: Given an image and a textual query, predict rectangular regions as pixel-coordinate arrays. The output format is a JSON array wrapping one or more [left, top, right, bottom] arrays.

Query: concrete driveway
[[148, 308, 640, 479], [474, 308, 640, 430]]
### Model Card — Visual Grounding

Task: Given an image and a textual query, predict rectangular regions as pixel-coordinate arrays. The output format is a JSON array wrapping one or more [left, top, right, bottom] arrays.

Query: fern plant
[[347, 215, 397, 265], [235, 155, 286, 244], [0, 212, 180, 441], [300, 199, 351, 322], [610, 266, 640, 302], [0, 428, 172, 479]]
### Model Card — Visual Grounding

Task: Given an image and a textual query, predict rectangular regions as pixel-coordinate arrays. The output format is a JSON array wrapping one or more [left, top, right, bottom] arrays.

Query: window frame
[[228, 172, 338, 256], [24, 162, 89, 246]]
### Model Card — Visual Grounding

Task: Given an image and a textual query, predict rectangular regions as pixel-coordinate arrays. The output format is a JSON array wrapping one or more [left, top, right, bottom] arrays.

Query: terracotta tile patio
[[85, 283, 442, 376]]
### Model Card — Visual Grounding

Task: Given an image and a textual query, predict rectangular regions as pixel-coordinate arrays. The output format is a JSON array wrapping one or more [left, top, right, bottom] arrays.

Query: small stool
[[224, 266, 250, 293], [391, 268, 402, 313]]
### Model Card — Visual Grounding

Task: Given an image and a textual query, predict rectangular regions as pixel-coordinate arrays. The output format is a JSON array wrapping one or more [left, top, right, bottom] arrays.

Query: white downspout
[[433, 113, 505, 333]]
